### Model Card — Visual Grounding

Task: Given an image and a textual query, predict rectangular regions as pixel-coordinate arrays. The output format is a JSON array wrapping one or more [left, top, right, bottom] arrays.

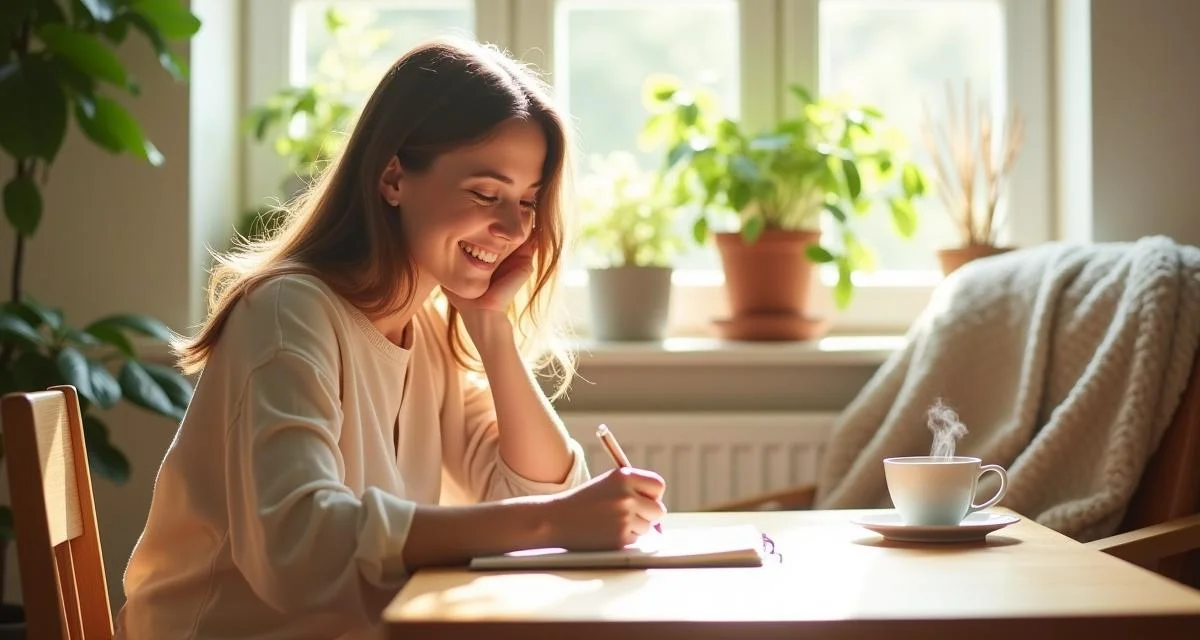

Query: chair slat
[[32, 398, 83, 546]]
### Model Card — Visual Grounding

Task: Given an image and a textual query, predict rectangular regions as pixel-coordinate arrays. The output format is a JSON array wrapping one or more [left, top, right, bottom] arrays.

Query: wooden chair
[[706, 350, 1200, 587], [1, 385, 113, 639]]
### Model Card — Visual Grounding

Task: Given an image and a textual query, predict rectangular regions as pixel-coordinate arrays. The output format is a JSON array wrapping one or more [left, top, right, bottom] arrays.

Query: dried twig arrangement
[[920, 81, 1025, 246]]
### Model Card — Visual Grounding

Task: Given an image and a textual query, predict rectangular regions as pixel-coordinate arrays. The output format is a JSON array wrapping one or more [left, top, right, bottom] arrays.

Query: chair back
[[1, 385, 112, 639], [1118, 348, 1200, 584]]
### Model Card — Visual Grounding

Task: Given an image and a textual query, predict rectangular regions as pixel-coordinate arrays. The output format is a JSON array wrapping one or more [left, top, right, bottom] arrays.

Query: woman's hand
[[444, 240, 535, 317], [543, 468, 668, 550]]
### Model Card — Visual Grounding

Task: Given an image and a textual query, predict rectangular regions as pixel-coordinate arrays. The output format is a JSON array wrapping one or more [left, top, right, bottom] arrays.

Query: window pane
[[557, 0, 739, 270], [293, 0, 474, 104], [820, 0, 1006, 274]]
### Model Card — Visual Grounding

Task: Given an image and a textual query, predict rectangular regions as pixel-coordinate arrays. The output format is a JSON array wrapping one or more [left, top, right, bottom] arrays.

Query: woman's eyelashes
[[467, 190, 537, 213]]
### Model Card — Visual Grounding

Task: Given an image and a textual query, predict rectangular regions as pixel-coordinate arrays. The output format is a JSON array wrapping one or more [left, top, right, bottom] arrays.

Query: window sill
[[569, 334, 905, 368]]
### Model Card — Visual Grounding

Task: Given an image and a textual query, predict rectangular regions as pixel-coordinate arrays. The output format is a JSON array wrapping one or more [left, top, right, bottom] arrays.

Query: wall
[[1057, 0, 1200, 246]]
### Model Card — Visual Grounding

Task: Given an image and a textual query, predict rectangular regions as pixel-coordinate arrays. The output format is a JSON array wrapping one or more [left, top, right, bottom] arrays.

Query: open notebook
[[469, 524, 773, 570]]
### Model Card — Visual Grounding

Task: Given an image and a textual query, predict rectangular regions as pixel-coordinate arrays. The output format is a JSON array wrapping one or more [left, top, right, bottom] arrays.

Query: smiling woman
[[113, 38, 669, 640]]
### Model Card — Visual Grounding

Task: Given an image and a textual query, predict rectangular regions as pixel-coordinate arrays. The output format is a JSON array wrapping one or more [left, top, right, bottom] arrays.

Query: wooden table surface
[[383, 509, 1200, 639]]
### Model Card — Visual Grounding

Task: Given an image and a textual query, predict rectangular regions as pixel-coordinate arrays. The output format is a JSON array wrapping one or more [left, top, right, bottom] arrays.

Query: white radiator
[[561, 412, 837, 512]]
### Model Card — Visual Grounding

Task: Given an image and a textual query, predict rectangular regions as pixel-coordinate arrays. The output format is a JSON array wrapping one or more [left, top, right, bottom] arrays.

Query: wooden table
[[384, 509, 1200, 639]]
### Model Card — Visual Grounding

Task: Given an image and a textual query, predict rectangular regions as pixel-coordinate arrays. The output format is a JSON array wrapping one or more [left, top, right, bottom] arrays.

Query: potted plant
[[641, 75, 929, 340], [919, 81, 1025, 275], [575, 151, 683, 341], [0, 1, 200, 633], [236, 7, 371, 242]]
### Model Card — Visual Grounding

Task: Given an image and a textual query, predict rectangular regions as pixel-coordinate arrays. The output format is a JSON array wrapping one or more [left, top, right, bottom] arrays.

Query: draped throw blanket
[[815, 236, 1200, 541]]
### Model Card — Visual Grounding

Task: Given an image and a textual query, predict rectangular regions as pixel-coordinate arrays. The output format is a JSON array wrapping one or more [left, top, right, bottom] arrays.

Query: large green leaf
[[804, 244, 835, 264], [49, 57, 97, 115], [64, 326, 100, 347], [740, 215, 766, 244], [889, 197, 918, 239], [118, 360, 179, 419], [17, 295, 63, 330], [0, 301, 41, 328], [12, 350, 61, 390], [142, 361, 192, 412], [74, 95, 163, 164], [130, 0, 200, 39], [0, 314, 44, 349], [55, 345, 94, 403], [0, 57, 69, 161], [902, 162, 926, 198], [691, 216, 709, 245], [88, 358, 120, 408], [82, 414, 131, 483], [3, 173, 42, 236], [85, 323, 134, 356], [37, 23, 130, 90], [125, 12, 187, 81], [841, 159, 862, 200], [88, 313, 173, 342]]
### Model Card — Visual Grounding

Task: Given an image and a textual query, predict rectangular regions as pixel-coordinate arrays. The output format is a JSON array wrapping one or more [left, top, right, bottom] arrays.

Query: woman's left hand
[[444, 240, 535, 317]]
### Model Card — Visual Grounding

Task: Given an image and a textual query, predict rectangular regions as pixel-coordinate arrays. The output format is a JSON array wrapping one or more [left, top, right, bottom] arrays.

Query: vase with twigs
[[921, 80, 1025, 275]]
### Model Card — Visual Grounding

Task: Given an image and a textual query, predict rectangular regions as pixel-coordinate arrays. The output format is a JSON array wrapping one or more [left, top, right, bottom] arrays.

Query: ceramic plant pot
[[587, 265, 673, 341], [712, 229, 829, 341]]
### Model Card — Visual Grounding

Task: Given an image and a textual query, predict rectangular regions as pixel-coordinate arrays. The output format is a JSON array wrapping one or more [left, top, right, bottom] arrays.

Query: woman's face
[[381, 117, 546, 301]]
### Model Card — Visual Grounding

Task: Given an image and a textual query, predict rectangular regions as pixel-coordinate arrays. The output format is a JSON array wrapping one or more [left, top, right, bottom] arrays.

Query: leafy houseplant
[[575, 151, 683, 341], [919, 81, 1025, 276], [641, 74, 929, 339], [0, 0, 200, 618], [236, 7, 375, 242]]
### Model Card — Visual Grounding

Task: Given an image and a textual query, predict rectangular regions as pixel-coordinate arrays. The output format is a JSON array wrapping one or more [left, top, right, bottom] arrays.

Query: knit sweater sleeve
[[222, 281, 415, 625]]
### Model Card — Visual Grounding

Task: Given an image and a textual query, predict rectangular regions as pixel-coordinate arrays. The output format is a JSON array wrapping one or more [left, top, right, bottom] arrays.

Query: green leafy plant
[[237, 7, 384, 241], [640, 74, 930, 306], [0, 0, 200, 566], [575, 151, 684, 269]]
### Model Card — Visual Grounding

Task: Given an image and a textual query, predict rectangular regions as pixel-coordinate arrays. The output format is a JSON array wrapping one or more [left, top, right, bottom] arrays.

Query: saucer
[[851, 511, 1020, 543]]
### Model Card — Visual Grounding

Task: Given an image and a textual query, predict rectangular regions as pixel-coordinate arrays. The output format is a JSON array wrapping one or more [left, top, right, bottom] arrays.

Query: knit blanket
[[815, 236, 1200, 541]]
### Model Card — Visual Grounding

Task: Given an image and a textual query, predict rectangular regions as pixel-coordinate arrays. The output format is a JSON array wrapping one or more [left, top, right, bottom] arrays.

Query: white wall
[[1057, 0, 1200, 245], [3, 0, 1200, 614]]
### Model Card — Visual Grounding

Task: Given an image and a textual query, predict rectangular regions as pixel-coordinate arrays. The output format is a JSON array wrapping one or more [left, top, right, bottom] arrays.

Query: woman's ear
[[378, 156, 404, 207]]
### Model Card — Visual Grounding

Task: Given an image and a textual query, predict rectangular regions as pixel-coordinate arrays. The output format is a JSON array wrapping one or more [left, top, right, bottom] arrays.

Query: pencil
[[596, 423, 663, 533]]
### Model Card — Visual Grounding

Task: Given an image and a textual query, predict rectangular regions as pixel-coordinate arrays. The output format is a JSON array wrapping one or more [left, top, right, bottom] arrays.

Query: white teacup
[[883, 456, 1008, 526]]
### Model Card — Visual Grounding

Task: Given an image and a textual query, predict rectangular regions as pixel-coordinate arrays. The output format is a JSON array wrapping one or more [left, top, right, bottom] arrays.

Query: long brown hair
[[175, 38, 577, 397]]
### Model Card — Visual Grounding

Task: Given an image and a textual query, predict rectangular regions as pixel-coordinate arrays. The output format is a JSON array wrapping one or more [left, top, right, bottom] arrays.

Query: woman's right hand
[[544, 467, 667, 550]]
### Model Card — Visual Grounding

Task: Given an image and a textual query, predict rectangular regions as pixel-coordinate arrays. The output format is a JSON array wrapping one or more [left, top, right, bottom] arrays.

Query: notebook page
[[469, 524, 766, 570]]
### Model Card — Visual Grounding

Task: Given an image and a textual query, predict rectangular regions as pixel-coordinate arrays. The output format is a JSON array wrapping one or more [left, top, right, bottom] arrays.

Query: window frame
[[242, 0, 1053, 337]]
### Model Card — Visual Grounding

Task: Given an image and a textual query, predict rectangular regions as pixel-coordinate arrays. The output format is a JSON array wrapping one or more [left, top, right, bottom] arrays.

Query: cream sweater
[[114, 274, 590, 639]]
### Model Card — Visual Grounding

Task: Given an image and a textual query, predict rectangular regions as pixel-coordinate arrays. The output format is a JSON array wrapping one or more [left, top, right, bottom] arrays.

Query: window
[[243, 0, 1051, 336], [819, 0, 1007, 277], [556, 0, 739, 270], [292, 0, 474, 101]]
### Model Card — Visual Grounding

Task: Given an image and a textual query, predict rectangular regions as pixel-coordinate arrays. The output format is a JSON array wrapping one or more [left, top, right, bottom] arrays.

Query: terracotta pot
[[937, 244, 1014, 276], [713, 229, 828, 341]]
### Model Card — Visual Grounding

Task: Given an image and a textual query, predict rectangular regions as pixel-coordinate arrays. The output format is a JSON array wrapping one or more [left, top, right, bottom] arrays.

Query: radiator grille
[[561, 412, 835, 511]]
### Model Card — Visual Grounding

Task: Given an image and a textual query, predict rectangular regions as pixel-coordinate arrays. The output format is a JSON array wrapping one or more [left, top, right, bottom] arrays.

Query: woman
[[115, 38, 667, 639]]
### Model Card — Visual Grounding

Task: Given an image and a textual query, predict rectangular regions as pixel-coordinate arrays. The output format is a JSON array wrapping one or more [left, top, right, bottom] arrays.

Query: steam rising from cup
[[927, 398, 967, 458]]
